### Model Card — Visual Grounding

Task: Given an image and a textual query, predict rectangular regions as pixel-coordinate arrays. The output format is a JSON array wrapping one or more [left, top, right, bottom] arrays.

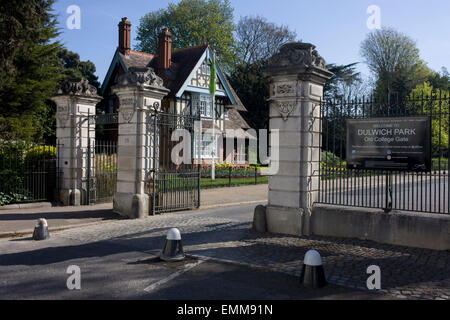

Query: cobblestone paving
[[54, 212, 450, 300]]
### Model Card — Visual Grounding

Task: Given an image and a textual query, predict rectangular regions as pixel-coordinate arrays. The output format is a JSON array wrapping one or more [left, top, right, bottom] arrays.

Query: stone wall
[[312, 204, 450, 250]]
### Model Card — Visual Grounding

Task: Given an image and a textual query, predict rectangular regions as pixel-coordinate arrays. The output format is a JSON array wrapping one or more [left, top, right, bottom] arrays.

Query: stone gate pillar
[[112, 67, 169, 219], [264, 43, 333, 236], [51, 78, 102, 206]]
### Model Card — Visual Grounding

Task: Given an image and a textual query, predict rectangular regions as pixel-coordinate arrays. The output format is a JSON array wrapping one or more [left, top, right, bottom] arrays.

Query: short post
[[228, 166, 232, 187], [51, 78, 102, 206], [263, 43, 333, 236], [112, 67, 169, 219], [254, 166, 258, 185]]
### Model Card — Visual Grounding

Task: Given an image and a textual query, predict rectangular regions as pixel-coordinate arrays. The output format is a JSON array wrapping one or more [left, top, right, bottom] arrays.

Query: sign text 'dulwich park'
[[346, 117, 431, 171]]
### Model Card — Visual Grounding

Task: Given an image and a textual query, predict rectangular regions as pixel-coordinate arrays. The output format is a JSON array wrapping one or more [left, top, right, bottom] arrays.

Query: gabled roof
[[101, 45, 247, 112], [151, 44, 209, 97]]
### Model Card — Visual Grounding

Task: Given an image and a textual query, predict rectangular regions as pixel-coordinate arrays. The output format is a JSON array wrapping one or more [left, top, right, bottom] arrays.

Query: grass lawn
[[201, 176, 268, 189]]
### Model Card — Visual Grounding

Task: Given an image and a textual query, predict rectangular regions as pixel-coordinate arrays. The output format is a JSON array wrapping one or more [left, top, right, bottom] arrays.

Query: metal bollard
[[300, 250, 327, 288], [160, 228, 185, 262], [32, 218, 50, 241]]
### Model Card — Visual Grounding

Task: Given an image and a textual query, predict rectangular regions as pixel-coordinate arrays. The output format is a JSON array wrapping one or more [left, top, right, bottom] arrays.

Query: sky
[[52, 0, 450, 85]]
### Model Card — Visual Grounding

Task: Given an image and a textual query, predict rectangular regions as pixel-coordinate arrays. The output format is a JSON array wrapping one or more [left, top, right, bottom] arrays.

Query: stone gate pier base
[[263, 43, 332, 236], [112, 67, 169, 219], [52, 79, 102, 206]]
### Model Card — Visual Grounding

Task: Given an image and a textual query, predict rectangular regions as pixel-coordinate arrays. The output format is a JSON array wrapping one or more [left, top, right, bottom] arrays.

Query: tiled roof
[[226, 109, 250, 129], [201, 120, 222, 131], [118, 45, 246, 111], [114, 45, 250, 130], [119, 50, 154, 70], [151, 44, 209, 97]]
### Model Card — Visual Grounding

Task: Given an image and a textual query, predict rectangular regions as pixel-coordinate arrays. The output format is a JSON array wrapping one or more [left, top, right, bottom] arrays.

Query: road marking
[[143, 258, 207, 293]]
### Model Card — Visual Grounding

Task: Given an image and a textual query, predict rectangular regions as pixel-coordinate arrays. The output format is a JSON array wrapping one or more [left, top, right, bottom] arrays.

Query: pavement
[[1, 184, 449, 300], [0, 184, 269, 238], [0, 202, 448, 300], [0, 204, 394, 300]]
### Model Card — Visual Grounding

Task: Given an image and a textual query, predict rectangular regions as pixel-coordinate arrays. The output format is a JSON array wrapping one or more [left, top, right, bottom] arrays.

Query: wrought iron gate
[[86, 113, 118, 205], [148, 110, 201, 214], [319, 93, 450, 215]]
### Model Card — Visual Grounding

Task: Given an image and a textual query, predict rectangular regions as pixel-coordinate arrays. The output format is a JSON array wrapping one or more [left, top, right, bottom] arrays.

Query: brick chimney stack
[[118, 17, 131, 55], [158, 28, 172, 71]]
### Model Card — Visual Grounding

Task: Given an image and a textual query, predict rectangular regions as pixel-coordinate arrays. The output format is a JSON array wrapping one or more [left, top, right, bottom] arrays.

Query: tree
[[324, 63, 366, 100], [235, 15, 297, 65], [58, 48, 100, 88], [409, 82, 449, 155], [229, 61, 270, 130], [136, 0, 236, 70], [229, 17, 297, 130], [0, 0, 54, 89], [360, 28, 431, 99], [428, 67, 450, 92], [0, 0, 62, 142]]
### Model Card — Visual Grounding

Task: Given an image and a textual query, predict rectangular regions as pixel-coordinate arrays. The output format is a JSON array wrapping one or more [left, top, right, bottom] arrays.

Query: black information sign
[[346, 116, 431, 171]]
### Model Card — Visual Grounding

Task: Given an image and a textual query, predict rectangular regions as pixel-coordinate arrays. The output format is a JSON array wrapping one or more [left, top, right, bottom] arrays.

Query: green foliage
[[24, 145, 56, 164], [136, 0, 236, 70], [229, 61, 270, 130], [321, 151, 344, 168], [0, 142, 56, 206], [0, 0, 55, 89], [0, 0, 62, 142], [432, 158, 449, 171], [324, 63, 363, 99], [360, 28, 431, 100], [57, 48, 100, 88], [200, 176, 268, 189], [0, 1, 100, 142], [408, 82, 450, 155], [0, 141, 28, 167], [428, 67, 450, 92], [0, 191, 31, 206]]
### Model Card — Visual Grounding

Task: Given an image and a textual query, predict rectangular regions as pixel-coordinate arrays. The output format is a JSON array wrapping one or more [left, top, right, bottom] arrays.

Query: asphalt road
[[321, 173, 450, 213], [0, 204, 390, 300]]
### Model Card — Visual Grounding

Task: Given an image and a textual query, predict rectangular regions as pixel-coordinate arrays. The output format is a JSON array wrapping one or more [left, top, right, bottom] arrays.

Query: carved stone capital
[[267, 42, 327, 70], [116, 67, 165, 88], [56, 78, 100, 98]]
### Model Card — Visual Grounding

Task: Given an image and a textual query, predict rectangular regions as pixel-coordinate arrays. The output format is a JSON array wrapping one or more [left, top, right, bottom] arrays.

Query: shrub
[[321, 151, 344, 168], [25, 145, 57, 164], [0, 190, 32, 206]]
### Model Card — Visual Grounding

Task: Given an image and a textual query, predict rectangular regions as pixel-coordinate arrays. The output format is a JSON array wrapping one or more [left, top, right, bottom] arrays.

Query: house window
[[200, 101, 210, 118], [202, 135, 214, 158], [201, 62, 210, 75], [194, 134, 218, 159], [192, 94, 213, 118]]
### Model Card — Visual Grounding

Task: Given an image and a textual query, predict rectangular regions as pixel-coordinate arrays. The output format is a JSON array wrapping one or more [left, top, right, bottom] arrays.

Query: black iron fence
[[319, 93, 450, 214], [0, 141, 57, 206], [201, 166, 268, 189]]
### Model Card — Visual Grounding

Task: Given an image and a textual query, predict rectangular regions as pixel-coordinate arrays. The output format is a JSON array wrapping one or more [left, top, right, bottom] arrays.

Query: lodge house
[[101, 18, 251, 165]]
